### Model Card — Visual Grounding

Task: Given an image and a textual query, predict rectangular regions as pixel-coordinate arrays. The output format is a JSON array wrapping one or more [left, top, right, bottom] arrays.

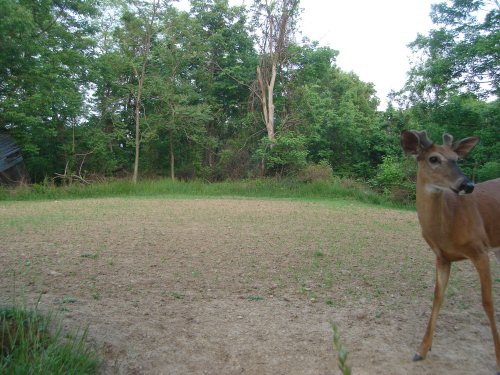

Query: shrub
[[298, 161, 333, 183], [255, 133, 308, 176], [477, 161, 500, 182], [371, 155, 416, 204]]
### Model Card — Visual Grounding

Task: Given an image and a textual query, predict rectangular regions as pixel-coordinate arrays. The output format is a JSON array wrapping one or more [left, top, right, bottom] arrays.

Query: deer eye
[[429, 156, 440, 164]]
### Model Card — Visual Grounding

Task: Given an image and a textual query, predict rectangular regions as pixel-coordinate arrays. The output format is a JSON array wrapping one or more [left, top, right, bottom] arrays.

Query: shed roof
[[0, 134, 23, 172]]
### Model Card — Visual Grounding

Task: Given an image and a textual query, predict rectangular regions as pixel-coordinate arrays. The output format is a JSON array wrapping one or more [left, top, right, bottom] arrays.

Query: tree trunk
[[257, 64, 276, 142], [132, 75, 143, 184], [169, 128, 175, 180], [131, 0, 159, 184]]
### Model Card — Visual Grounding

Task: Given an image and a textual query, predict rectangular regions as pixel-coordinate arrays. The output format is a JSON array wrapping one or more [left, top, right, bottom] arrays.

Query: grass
[[0, 304, 99, 374], [331, 322, 352, 375], [0, 177, 408, 208]]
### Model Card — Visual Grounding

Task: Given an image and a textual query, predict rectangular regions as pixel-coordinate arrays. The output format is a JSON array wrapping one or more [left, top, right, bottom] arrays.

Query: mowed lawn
[[1, 197, 499, 374]]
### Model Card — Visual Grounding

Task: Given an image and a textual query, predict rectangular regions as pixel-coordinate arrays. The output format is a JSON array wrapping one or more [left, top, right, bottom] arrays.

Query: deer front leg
[[413, 257, 451, 362], [471, 253, 500, 375]]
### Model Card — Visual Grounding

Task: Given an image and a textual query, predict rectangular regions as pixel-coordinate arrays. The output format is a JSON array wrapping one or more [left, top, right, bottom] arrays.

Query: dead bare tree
[[54, 151, 94, 185], [252, 0, 301, 142]]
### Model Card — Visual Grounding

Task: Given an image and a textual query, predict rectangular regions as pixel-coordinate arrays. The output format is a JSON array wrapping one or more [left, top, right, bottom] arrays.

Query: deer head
[[401, 130, 480, 194]]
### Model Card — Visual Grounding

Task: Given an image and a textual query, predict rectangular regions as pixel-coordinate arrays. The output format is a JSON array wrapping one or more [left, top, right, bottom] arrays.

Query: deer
[[400, 130, 500, 374]]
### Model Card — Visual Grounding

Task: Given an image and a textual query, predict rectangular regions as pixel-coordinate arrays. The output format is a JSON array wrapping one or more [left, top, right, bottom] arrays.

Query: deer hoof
[[413, 353, 424, 362]]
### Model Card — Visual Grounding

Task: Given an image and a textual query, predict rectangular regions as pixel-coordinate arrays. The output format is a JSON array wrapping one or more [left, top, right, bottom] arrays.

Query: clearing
[[1, 197, 499, 374]]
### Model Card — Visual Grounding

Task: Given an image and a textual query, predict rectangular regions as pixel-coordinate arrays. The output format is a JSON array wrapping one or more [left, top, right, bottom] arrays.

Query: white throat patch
[[425, 184, 446, 194]]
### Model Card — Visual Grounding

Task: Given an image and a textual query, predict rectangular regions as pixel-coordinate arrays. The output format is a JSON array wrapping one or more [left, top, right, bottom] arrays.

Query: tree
[[89, 3, 135, 176], [141, 7, 214, 180], [0, 0, 99, 182], [251, 0, 301, 142], [285, 42, 381, 177], [189, 0, 258, 175], [401, 0, 499, 105], [115, 0, 161, 183]]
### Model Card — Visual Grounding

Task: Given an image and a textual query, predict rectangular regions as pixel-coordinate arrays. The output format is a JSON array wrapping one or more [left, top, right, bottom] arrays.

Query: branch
[[213, 61, 256, 93]]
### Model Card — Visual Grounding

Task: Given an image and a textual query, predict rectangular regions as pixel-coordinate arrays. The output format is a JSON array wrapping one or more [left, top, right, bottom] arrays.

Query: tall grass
[[0, 304, 99, 374], [0, 177, 407, 208]]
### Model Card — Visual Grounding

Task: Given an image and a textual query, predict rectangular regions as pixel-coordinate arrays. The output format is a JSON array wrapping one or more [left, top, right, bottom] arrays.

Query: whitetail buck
[[401, 130, 500, 374]]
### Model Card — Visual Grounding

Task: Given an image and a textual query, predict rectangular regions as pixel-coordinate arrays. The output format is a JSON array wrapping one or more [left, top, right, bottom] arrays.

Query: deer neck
[[415, 173, 458, 235]]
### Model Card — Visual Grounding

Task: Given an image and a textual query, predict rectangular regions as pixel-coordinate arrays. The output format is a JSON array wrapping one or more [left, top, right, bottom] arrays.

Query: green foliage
[[401, 0, 499, 104], [371, 155, 416, 204], [297, 160, 333, 183], [477, 161, 500, 181], [373, 156, 406, 188], [0, 178, 399, 207], [256, 133, 308, 176], [0, 305, 99, 374], [331, 322, 352, 375], [395, 96, 500, 183], [285, 42, 381, 178], [0, 0, 100, 181], [0, 0, 495, 193]]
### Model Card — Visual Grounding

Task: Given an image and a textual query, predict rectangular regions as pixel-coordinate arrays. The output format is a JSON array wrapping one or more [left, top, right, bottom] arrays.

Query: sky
[[297, 0, 436, 109], [178, 0, 438, 109]]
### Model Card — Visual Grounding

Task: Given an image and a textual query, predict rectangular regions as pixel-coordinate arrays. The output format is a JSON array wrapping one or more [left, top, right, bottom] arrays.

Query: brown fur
[[401, 130, 500, 374]]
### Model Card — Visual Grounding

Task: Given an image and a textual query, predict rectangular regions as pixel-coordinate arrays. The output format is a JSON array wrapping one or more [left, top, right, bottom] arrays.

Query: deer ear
[[401, 130, 421, 156], [453, 137, 479, 158]]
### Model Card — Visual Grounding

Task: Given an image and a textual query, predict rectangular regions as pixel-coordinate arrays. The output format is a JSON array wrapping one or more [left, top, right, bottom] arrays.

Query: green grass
[[0, 177, 408, 208], [0, 304, 99, 374], [331, 322, 352, 375]]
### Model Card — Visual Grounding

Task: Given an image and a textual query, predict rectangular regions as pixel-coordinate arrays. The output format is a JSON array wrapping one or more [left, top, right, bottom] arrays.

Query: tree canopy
[[400, 0, 499, 105]]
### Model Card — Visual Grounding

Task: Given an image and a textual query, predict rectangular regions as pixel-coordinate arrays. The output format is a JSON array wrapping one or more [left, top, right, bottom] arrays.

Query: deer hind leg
[[471, 253, 500, 375], [413, 257, 451, 362]]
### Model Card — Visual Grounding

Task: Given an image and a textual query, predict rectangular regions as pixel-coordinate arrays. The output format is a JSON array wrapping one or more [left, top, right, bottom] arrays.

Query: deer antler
[[443, 133, 453, 147], [412, 130, 433, 149]]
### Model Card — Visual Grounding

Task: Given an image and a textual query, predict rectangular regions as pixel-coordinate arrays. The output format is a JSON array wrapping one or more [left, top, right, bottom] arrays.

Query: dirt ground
[[1, 197, 500, 375]]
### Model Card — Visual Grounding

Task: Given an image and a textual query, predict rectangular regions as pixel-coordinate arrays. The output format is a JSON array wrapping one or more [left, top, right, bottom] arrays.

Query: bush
[[477, 161, 500, 182], [255, 133, 308, 176], [298, 161, 333, 183], [214, 147, 252, 180], [371, 155, 416, 204]]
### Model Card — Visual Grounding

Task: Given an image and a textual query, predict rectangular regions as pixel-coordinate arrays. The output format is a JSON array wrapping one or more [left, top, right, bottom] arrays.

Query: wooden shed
[[0, 133, 29, 186]]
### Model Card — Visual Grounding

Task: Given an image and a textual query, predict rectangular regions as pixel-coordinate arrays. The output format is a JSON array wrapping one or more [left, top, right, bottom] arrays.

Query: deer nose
[[459, 180, 475, 194]]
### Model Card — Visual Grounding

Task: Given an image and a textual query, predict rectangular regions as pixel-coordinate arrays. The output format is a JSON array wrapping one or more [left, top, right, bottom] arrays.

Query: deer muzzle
[[449, 161, 475, 195], [458, 180, 475, 194]]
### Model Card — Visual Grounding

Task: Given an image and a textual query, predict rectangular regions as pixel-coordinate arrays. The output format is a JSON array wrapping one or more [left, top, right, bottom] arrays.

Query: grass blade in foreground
[[0, 305, 99, 374], [331, 322, 352, 375]]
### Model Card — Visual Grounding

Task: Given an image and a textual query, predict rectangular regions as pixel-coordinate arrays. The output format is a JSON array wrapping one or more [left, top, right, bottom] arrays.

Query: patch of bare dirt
[[1, 198, 499, 374]]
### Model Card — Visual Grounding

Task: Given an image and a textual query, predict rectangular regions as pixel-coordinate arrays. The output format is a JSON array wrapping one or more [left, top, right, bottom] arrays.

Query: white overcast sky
[[298, 0, 436, 109], [178, 0, 438, 109]]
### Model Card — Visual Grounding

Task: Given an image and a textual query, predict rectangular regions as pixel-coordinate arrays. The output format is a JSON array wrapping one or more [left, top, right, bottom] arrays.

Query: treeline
[[1, 0, 498, 198]]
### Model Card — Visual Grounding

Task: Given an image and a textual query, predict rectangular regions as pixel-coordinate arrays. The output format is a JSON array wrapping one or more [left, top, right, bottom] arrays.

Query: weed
[[247, 295, 264, 301], [81, 245, 105, 261], [191, 270, 201, 278], [171, 292, 185, 300], [325, 298, 335, 307], [81, 253, 99, 260], [313, 251, 325, 258], [90, 283, 100, 301], [331, 322, 352, 375], [0, 305, 99, 374], [54, 297, 78, 305]]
